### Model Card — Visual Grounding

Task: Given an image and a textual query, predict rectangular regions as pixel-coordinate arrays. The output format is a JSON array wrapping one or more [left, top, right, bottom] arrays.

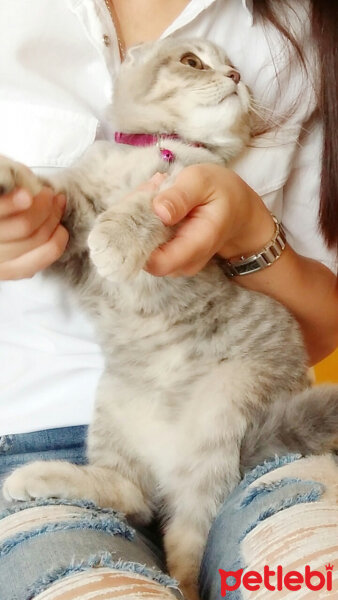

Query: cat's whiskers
[[249, 101, 308, 149], [249, 99, 285, 134]]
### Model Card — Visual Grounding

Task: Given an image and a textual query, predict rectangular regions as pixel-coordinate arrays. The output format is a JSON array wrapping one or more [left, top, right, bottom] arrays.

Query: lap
[[0, 429, 337, 599]]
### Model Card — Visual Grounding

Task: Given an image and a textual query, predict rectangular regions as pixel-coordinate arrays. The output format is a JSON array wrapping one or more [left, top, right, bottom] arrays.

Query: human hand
[[146, 164, 275, 277], [0, 186, 69, 280]]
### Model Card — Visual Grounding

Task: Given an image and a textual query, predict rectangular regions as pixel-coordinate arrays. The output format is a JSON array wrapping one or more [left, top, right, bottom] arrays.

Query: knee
[[200, 454, 338, 600], [32, 570, 178, 599], [0, 499, 181, 600]]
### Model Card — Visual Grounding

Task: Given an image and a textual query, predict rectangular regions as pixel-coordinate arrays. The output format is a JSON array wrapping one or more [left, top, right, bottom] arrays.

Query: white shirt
[[0, 0, 336, 435]]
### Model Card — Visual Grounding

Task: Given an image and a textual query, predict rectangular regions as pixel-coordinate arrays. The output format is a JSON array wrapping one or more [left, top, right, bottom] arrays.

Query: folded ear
[[124, 42, 154, 66]]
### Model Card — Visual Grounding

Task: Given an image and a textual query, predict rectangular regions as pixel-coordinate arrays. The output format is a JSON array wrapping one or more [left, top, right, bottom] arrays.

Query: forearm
[[233, 244, 338, 365], [214, 179, 338, 366]]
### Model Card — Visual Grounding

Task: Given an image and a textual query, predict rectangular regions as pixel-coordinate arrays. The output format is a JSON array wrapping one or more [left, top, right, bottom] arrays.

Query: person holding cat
[[0, 1, 337, 600]]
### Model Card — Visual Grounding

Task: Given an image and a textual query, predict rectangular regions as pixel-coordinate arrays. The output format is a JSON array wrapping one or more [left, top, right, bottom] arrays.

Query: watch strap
[[223, 215, 286, 277]]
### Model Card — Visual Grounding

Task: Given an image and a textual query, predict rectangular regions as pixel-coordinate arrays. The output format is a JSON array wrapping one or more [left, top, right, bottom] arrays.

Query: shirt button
[[103, 34, 111, 47]]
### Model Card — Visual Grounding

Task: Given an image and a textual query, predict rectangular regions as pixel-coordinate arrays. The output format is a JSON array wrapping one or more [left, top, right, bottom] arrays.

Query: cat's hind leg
[[3, 462, 153, 525]]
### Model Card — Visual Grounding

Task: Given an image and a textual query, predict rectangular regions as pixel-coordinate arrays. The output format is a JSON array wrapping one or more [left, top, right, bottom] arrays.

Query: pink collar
[[114, 131, 204, 163], [114, 132, 180, 146]]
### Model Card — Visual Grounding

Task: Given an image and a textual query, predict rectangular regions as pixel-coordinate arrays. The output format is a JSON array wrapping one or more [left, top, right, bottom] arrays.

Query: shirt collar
[[242, 0, 254, 25]]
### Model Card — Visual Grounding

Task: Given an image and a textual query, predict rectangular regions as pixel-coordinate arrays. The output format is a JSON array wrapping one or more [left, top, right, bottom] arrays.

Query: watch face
[[238, 258, 264, 274]]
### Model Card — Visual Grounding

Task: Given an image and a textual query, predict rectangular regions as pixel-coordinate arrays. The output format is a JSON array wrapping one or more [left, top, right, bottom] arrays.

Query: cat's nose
[[227, 69, 241, 84]]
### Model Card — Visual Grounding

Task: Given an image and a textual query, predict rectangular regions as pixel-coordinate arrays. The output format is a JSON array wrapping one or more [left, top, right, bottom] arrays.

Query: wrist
[[222, 215, 286, 277], [218, 197, 276, 261]]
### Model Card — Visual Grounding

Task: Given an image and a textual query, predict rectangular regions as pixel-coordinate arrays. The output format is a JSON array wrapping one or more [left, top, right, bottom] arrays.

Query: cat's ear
[[124, 42, 153, 66]]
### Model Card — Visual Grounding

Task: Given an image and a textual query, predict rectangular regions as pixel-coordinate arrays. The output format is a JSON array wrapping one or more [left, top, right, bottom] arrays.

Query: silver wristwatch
[[223, 215, 286, 277]]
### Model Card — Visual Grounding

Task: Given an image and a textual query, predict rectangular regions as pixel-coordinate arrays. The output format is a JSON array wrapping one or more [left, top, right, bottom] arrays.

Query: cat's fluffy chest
[[83, 266, 238, 389], [93, 290, 222, 391]]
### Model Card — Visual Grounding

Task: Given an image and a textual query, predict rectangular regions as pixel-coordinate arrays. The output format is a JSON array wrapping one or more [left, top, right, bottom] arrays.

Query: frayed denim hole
[[0, 497, 127, 521], [0, 435, 14, 454], [239, 482, 324, 542], [26, 552, 181, 600], [240, 454, 302, 489], [198, 557, 246, 593], [0, 513, 135, 558], [239, 478, 303, 508]]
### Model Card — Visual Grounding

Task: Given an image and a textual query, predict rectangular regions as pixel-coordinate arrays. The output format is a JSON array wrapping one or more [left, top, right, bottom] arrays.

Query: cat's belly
[[93, 357, 253, 480]]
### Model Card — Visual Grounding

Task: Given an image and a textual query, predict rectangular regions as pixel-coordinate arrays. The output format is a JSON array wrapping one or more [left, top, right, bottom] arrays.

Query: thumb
[[152, 165, 214, 225]]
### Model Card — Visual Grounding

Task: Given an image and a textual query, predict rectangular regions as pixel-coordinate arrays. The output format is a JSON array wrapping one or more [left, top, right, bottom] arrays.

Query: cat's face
[[113, 38, 252, 158]]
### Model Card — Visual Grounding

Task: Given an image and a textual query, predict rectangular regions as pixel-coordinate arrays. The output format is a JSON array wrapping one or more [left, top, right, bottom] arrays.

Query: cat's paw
[[88, 211, 148, 282], [2, 461, 86, 502], [0, 155, 42, 196]]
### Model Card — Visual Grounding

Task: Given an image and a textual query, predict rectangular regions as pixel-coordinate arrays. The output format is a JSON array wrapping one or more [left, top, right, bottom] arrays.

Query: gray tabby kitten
[[1, 39, 337, 600]]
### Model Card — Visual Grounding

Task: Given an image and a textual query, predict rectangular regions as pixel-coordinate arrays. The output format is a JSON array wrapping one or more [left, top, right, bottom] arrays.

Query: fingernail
[[56, 194, 66, 211], [13, 190, 32, 209], [149, 172, 167, 186], [153, 201, 172, 223]]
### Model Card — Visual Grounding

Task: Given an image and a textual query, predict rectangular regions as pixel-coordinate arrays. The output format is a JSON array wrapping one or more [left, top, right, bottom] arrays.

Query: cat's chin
[[215, 91, 251, 130], [217, 91, 238, 104]]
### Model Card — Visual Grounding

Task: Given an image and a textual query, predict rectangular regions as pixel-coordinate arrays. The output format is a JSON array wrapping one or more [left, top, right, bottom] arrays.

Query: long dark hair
[[252, 0, 337, 252]]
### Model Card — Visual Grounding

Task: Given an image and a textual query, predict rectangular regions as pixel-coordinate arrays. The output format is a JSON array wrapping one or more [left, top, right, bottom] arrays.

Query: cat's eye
[[180, 53, 204, 70]]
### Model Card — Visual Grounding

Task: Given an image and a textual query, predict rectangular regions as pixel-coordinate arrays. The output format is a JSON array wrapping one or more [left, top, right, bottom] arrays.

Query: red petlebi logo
[[219, 564, 334, 596]]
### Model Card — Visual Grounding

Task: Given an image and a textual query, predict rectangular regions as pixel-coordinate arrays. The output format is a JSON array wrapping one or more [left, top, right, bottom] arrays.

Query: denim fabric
[[200, 455, 329, 600], [0, 426, 88, 479]]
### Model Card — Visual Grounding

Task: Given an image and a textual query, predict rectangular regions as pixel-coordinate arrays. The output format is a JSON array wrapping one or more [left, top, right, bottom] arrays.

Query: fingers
[[152, 165, 215, 225], [146, 201, 228, 277], [138, 171, 167, 191], [148, 165, 254, 277], [0, 188, 33, 218], [0, 187, 63, 244], [0, 186, 68, 279], [0, 224, 69, 280], [0, 194, 66, 261]]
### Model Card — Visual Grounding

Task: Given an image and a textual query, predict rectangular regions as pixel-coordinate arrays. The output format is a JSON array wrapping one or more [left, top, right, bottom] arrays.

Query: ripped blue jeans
[[0, 427, 336, 599]]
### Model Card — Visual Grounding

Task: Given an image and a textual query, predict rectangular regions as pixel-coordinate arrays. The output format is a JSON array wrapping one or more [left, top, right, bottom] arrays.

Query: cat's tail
[[241, 384, 338, 472]]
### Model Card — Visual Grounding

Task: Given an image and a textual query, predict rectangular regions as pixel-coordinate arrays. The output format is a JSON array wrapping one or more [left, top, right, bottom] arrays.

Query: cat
[[1, 38, 337, 600]]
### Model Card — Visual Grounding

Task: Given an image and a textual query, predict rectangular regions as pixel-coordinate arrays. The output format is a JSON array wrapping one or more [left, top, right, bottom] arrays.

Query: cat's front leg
[[163, 438, 242, 600], [88, 189, 173, 282], [0, 155, 43, 196]]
